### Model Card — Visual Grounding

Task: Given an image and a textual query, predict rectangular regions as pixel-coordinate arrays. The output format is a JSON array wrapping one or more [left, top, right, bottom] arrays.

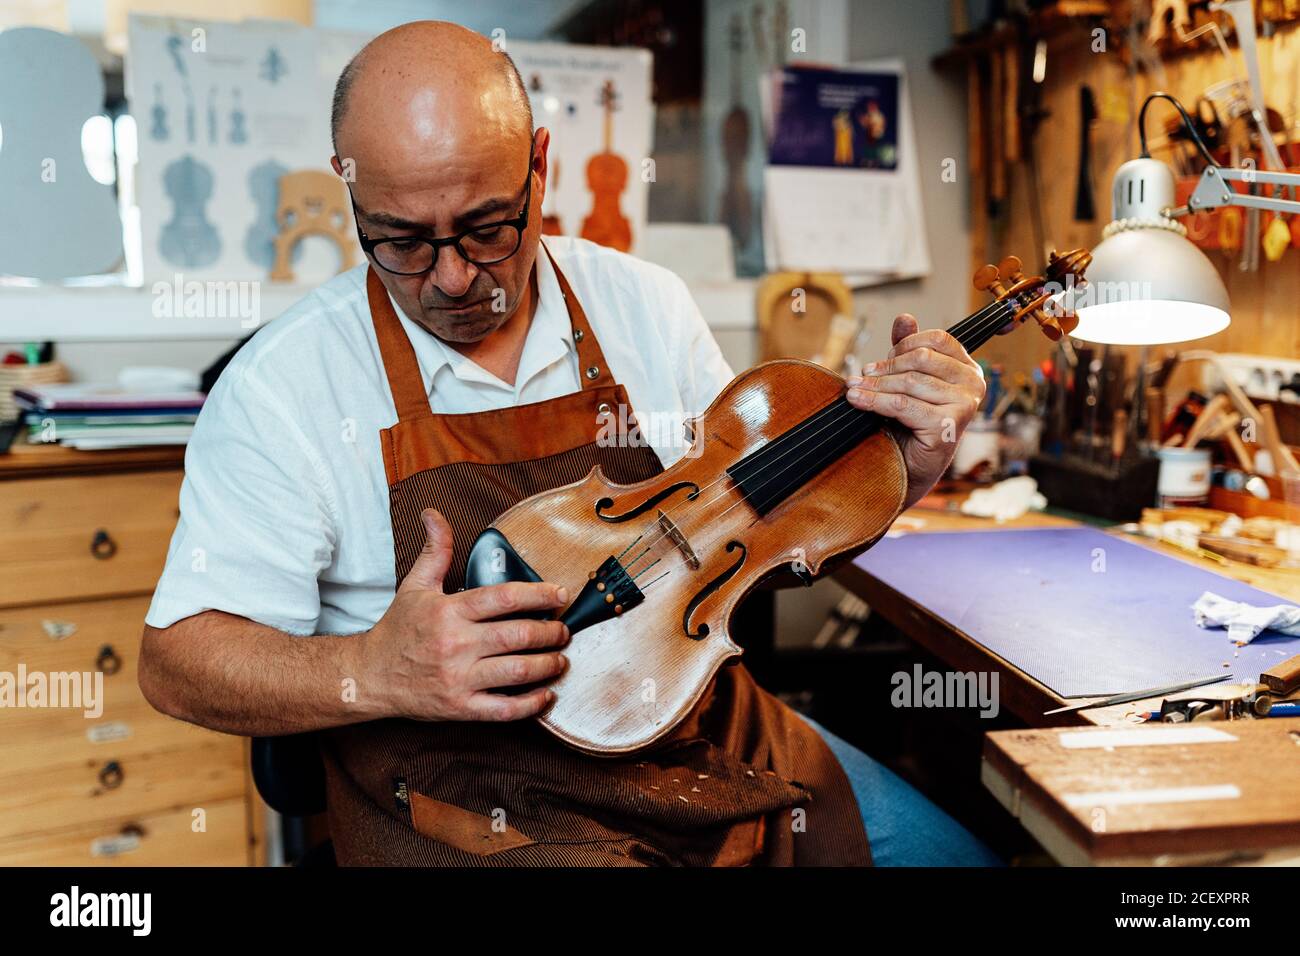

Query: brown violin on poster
[[465, 251, 1091, 755], [579, 80, 632, 252]]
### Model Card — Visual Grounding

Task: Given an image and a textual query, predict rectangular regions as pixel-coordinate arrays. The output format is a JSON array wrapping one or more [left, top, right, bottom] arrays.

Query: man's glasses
[[353, 144, 534, 275]]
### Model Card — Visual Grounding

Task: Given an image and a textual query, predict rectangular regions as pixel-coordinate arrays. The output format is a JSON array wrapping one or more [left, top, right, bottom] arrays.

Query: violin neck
[[945, 297, 1022, 357], [724, 297, 1023, 517]]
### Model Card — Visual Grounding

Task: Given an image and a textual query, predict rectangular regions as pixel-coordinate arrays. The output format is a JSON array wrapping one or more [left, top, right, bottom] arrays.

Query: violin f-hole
[[595, 481, 699, 523], [683, 541, 746, 640]]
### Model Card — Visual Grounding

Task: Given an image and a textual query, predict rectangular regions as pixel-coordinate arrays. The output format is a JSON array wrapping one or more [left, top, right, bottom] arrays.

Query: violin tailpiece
[[559, 555, 645, 635]]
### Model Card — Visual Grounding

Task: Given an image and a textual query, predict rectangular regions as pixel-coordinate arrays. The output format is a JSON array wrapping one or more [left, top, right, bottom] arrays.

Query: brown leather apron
[[321, 248, 872, 866]]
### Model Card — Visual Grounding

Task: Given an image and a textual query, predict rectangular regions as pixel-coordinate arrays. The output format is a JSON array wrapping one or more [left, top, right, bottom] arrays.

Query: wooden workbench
[[835, 496, 1300, 728]]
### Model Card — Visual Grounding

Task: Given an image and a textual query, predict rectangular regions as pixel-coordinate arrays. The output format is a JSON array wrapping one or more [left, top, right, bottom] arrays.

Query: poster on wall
[[760, 58, 930, 283], [511, 41, 653, 256], [767, 66, 899, 170], [127, 15, 368, 285]]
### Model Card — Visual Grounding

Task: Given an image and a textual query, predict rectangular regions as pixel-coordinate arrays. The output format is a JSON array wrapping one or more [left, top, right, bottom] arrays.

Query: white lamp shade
[[1072, 227, 1230, 346]]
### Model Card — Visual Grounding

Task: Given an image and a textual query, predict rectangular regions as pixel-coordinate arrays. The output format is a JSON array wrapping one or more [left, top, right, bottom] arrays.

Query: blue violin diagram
[[157, 32, 221, 268]]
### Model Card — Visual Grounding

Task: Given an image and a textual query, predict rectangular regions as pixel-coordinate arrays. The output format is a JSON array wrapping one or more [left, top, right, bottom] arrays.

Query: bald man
[[141, 21, 998, 867]]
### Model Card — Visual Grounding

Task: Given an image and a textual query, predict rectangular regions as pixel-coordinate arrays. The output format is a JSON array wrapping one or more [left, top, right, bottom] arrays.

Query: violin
[[465, 250, 1091, 755]]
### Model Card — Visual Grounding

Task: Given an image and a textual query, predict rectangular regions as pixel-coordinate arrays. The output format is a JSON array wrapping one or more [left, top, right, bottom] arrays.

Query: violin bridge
[[657, 509, 700, 570]]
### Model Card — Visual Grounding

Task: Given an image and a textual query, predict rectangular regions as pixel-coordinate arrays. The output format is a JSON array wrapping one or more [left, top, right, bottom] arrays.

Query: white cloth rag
[[960, 476, 1047, 523], [1191, 590, 1300, 643]]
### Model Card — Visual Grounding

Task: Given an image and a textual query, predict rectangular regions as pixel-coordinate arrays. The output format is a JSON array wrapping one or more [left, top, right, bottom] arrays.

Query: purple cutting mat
[[854, 527, 1300, 698]]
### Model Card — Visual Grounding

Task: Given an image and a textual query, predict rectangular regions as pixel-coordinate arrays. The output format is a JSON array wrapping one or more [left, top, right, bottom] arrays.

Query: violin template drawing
[[159, 155, 222, 269], [464, 249, 1092, 755], [158, 32, 221, 269], [579, 79, 633, 252], [243, 159, 290, 268]]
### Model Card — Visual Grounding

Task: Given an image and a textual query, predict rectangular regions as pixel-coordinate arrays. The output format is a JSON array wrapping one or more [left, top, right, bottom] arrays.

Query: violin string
[[616, 297, 1017, 580], [660, 295, 1011, 526], [614, 297, 1019, 581], [620, 398, 866, 578], [676, 299, 1019, 556], [664, 297, 1022, 564], [615, 405, 859, 578], [689, 406, 882, 561], [639, 569, 671, 591], [661, 296, 1016, 540]]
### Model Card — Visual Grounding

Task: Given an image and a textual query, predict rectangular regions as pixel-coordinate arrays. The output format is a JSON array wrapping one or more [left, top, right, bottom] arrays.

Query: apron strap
[[540, 242, 616, 392], [366, 267, 432, 423], [367, 241, 619, 423]]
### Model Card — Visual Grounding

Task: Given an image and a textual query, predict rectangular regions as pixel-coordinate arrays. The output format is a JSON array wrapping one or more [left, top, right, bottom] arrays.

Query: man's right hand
[[355, 509, 571, 723]]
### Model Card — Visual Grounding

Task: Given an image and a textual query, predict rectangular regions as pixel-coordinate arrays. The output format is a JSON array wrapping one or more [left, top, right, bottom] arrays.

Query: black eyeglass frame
[[351, 142, 535, 275]]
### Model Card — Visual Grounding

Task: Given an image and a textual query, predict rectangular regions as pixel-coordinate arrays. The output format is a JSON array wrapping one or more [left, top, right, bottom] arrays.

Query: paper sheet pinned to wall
[[763, 167, 904, 273], [760, 58, 930, 285]]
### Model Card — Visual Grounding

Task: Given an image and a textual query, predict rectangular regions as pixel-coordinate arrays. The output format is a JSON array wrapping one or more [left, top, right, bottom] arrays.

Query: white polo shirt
[[145, 236, 734, 637]]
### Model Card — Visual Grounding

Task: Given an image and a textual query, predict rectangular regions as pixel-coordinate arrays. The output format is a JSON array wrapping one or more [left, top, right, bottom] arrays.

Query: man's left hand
[[845, 314, 987, 509]]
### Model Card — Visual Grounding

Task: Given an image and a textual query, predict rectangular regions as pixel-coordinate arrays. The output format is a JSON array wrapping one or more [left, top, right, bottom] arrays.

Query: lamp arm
[[1185, 165, 1300, 216]]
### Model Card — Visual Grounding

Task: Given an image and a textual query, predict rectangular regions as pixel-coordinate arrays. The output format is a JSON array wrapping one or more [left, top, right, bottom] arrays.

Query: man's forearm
[[139, 610, 379, 736]]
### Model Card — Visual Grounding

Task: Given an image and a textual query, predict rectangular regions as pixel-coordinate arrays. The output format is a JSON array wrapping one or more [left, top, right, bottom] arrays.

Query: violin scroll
[[972, 248, 1092, 342]]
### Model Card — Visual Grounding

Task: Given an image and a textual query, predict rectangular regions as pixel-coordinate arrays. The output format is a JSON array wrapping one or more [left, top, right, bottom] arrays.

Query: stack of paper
[[14, 383, 204, 450]]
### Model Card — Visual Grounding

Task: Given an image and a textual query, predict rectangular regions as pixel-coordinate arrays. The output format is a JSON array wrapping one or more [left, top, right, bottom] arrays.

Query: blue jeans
[[801, 714, 1003, 866]]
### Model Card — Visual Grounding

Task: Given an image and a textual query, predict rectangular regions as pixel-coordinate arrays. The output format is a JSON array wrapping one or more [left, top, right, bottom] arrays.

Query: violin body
[[580, 79, 633, 252], [579, 152, 632, 252], [482, 359, 906, 755]]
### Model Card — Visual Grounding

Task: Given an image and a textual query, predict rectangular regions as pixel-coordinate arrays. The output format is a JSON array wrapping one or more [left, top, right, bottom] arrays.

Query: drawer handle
[[90, 529, 118, 560], [96, 644, 123, 675], [98, 760, 124, 790], [90, 822, 146, 859]]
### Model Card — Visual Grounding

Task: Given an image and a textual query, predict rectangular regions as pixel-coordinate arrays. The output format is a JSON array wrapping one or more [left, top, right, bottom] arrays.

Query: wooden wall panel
[[965, 22, 1300, 375]]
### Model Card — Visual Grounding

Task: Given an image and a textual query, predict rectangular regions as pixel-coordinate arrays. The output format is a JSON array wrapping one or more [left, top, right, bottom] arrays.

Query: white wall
[[775, 0, 968, 648]]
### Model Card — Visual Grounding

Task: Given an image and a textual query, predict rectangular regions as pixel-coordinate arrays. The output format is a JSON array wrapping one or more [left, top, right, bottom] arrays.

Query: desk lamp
[[1072, 92, 1300, 346]]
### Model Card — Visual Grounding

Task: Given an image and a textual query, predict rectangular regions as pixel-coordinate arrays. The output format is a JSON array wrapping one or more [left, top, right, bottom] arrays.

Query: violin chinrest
[[463, 527, 543, 591]]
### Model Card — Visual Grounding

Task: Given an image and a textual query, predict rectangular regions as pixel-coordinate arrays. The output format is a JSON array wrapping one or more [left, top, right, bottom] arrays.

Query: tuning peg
[[997, 255, 1024, 283], [973, 263, 1006, 296], [1035, 315, 1064, 341]]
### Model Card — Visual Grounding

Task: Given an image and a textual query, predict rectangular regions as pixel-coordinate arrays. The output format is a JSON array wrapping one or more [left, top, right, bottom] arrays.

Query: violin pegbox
[[972, 249, 1091, 342]]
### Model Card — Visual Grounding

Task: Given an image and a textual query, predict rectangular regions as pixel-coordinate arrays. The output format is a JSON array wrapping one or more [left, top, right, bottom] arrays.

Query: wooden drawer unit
[[0, 596, 145, 666], [0, 445, 264, 866], [0, 695, 238, 777], [0, 796, 251, 867], [0, 595, 150, 706], [0, 737, 247, 842], [0, 470, 182, 608]]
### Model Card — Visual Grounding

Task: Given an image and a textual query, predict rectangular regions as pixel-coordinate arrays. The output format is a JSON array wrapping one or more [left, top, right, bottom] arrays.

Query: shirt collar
[[387, 240, 575, 398]]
